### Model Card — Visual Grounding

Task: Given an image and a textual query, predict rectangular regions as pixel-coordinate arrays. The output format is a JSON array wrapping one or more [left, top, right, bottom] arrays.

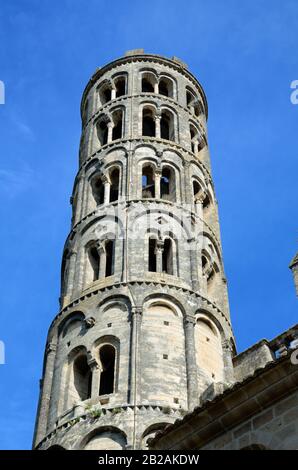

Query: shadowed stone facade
[[33, 50, 236, 450]]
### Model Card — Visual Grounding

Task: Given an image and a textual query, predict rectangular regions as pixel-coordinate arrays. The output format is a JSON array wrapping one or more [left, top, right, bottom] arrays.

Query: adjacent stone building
[[33, 50, 297, 451]]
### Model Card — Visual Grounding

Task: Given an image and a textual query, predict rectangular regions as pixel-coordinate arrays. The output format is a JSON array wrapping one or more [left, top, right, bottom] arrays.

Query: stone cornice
[[82, 93, 206, 132], [80, 54, 208, 120], [78, 137, 212, 181], [66, 199, 221, 252], [49, 280, 232, 333], [35, 403, 186, 450]]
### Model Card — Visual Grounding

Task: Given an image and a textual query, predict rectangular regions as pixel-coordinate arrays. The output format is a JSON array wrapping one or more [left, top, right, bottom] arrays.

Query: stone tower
[[33, 50, 236, 450]]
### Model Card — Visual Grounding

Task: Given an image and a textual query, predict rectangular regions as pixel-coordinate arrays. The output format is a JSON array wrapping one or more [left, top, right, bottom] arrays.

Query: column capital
[[100, 173, 109, 184], [85, 316, 96, 328], [132, 306, 142, 317], [87, 350, 99, 369], [184, 314, 196, 326]]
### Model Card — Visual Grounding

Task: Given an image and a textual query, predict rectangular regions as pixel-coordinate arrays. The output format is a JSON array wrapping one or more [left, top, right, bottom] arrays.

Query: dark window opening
[[92, 177, 105, 205], [193, 181, 201, 199], [162, 238, 173, 275], [142, 78, 154, 93], [99, 345, 116, 395], [161, 111, 174, 141], [186, 91, 193, 106], [97, 120, 108, 146], [149, 238, 157, 272], [101, 87, 111, 104], [202, 255, 208, 270], [159, 80, 169, 97], [161, 168, 170, 198], [109, 168, 120, 202], [73, 355, 92, 401], [203, 194, 210, 210], [142, 166, 155, 198], [160, 114, 170, 140], [115, 77, 126, 97], [161, 166, 176, 202], [112, 111, 123, 141], [105, 240, 114, 277], [89, 246, 100, 281], [142, 108, 155, 137]]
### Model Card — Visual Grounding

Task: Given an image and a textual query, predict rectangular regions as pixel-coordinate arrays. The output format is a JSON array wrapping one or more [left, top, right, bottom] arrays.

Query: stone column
[[33, 341, 57, 446], [184, 315, 198, 410], [103, 175, 110, 204], [111, 87, 116, 100], [154, 82, 159, 94], [155, 169, 162, 199], [155, 240, 164, 273], [193, 140, 199, 154], [129, 306, 142, 405], [98, 244, 106, 279], [88, 356, 100, 399], [107, 122, 113, 144], [155, 114, 161, 139]]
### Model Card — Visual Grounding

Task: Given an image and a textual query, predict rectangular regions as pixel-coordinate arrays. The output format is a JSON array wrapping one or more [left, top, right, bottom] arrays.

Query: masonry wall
[[33, 52, 235, 450], [202, 391, 298, 450]]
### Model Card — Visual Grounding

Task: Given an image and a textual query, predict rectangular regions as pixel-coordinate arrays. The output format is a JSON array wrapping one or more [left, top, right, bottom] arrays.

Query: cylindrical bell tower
[[33, 50, 235, 450]]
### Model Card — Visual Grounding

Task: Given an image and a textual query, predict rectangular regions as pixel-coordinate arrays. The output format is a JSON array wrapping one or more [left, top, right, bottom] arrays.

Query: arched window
[[47, 445, 66, 450], [97, 119, 109, 146], [105, 240, 114, 277], [91, 175, 105, 205], [186, 90, 194, 107], [190, 123, 204, 153], [193, 180, 201, 200], [112, 110, 123, 141], [162, 238, 173, 275], [142, 108, 156, 137], [158, 77, 174, 98], [142, 73, 156, 93], [194, 101, 203, 117], [190, 124, 197, 153], [87, 241, 115, 284], [203, 193, 211, 210], [99, 345, 116, 395], [99, 84, 112, 105], [142, 165, 155, 198], [109, 168, 120, 202], [114, 76, 126, 98], [160, 110, 174, 141], [148, 237, 157, 272], [62, 318, 82, 338], [89, 245, 100, 281], [160, 166, 176, 201], [84, 428, 126, 450], [73, 354, 92, 401]]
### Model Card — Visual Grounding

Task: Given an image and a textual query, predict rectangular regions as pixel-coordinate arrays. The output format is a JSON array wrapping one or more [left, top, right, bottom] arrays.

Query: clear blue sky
[[0, 0, 297, 449]]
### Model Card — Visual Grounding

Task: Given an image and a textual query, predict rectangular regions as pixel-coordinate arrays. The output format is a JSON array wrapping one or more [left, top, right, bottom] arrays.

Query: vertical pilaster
[[33, 341, 57, 446], [184, 315, 198, 410], [129, 306, 142, 405]]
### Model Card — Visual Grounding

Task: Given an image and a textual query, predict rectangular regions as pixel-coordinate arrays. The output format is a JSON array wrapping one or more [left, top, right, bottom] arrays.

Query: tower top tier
[[80, 50, 208, 120]]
